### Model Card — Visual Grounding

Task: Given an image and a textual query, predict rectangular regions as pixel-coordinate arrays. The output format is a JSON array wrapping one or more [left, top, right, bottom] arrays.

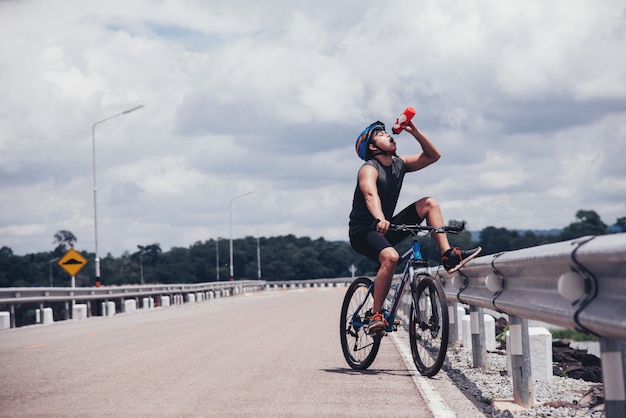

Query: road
[[0, 286, 484, 417]]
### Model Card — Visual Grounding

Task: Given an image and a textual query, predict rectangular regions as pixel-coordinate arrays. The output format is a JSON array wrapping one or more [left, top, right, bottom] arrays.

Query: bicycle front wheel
[[340, 277, 381, 370], [409, 274, 449, 377]]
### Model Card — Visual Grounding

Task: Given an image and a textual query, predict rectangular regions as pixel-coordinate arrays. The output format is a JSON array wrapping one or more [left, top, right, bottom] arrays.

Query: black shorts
[[349, 204, 424, 262]]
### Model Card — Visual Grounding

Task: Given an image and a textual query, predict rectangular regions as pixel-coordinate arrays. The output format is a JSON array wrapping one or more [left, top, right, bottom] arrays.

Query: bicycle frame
[[350, 241, 421, 333], [383, 248, 415, 329]]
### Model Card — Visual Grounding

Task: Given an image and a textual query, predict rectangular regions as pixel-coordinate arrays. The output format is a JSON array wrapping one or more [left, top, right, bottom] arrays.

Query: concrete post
[[124, 299, 137, 313], [506, 327, 552, 383], [72, 304, 87, 320], [600, 337, 626, 417], [0, 312, 10, 331], [36, 308, 53, 325], [102, 301, 116, 316], [509, 315, 534, 407]]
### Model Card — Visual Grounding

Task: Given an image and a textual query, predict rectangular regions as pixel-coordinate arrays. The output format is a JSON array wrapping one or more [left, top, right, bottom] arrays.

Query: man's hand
[[375, 218, 390, 235], [403, 120, 417, 134]]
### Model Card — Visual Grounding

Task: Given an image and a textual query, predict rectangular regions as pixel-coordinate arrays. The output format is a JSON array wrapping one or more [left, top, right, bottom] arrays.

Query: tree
[[559, 210, 609, 241], [479, 226, 519, 255], [134, 244, 162, 265], [53, 230, 77, 255], [133, 244, 162, 284], [4, 208, 618, 288], [447, 220, 476, 250]]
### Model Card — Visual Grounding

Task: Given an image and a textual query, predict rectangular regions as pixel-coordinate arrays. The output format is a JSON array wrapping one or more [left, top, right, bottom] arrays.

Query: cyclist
[[349, 118, 481, 335]]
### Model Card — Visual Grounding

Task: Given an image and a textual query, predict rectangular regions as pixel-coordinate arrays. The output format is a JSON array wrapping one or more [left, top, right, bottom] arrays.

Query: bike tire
[[409, 274, 449, 377], [340, 277, 381, 370]]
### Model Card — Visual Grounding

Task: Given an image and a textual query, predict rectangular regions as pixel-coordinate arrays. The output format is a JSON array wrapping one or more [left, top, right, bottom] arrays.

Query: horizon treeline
[[1, 210, 624, 288]]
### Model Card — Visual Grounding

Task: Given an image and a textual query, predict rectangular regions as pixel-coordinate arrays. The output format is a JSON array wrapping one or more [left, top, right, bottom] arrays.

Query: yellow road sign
[[58, 248, 87, 277]]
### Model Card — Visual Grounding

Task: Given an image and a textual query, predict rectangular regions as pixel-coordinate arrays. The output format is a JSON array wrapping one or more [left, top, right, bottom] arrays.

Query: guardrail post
[[600, 337, 626, 417], [448, 301, 459, 344], [509, 315, 534, 407], [469, 305, 486, 368]]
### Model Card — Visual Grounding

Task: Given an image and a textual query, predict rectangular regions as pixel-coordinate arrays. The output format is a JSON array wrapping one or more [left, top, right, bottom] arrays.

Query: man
[[349, 119, 481, 335]]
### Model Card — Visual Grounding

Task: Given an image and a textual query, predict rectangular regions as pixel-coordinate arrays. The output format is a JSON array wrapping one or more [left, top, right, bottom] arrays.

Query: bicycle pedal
[[393, 319, 401, 326]]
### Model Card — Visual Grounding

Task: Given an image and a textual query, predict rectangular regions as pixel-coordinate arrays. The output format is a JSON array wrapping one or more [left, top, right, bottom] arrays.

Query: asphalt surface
[[0, 287, 485, 417]]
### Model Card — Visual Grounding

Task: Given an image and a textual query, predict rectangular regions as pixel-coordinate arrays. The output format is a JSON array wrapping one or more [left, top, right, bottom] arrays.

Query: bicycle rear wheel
[[340, 277, 381, 370], [409, 274, 449, 377]]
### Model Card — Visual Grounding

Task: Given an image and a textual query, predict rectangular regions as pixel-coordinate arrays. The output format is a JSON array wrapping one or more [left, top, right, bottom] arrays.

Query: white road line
[[391, 332, 456, 418]]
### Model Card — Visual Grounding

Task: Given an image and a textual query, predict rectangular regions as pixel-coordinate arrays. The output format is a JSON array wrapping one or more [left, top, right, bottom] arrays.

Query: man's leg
[[414, 196, 482, 272], [373, 247, 399, 313], [368, 246, 398, 335], [415, 197, 451, 255]]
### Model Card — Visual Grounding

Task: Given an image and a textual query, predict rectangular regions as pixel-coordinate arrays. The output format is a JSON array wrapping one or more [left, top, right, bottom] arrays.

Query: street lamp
[[229, 191, 254, 280], [92, 105, 144, 287]]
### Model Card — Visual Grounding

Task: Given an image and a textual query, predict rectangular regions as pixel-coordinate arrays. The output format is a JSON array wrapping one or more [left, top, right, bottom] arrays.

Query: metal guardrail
[[0, 281, 266, 305], [425, 233, 626, 416], [432, 233, 626, 341], [265, 277, 352, 288]]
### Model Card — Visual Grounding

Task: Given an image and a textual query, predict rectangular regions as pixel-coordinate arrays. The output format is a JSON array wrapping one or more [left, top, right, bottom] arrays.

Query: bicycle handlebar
[[371, 218, 466, 234], [388, 222, 466, 234]]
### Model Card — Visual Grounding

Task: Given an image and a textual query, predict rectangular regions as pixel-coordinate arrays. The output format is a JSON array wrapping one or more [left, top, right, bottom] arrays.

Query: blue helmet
[[355, 121, 385, 160]]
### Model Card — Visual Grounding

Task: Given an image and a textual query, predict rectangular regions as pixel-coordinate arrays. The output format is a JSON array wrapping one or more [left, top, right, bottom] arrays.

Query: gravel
[[443, 345, 605, 417]]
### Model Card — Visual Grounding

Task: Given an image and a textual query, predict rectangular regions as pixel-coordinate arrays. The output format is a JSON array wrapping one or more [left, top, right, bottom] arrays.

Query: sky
[[1, 0, 625, 257]]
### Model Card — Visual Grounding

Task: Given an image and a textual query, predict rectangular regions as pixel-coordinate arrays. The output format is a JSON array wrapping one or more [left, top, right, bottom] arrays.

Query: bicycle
[[340, 223, 465, 377]]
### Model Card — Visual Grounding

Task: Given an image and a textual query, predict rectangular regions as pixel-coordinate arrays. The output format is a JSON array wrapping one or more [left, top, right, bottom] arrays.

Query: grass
[[550, 328, 598, 342]]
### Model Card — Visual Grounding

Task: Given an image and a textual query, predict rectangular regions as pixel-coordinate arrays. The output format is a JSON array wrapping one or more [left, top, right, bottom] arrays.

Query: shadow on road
[[321, 367, 413, 377]]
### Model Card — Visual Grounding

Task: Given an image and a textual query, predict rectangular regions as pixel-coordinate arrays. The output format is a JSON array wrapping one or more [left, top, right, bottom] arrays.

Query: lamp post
[[92, 105, 144, 287], [215, 237, 221, 281], [49, 257, 59, 287], [255, 223, 271, 280], [229, 191, 254, 280], [256, 235, 261, 280]]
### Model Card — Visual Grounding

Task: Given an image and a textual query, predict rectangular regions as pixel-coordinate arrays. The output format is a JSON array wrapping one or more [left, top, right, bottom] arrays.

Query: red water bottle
[[392, 107, 416, 134]]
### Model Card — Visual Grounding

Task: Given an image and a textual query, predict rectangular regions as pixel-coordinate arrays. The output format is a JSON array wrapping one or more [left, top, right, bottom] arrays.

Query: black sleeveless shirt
[[349, 157, 407, 236]]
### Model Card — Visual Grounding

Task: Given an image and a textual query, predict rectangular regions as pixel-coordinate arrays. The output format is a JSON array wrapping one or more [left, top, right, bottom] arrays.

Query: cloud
[[1, 0, 625, 257]]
